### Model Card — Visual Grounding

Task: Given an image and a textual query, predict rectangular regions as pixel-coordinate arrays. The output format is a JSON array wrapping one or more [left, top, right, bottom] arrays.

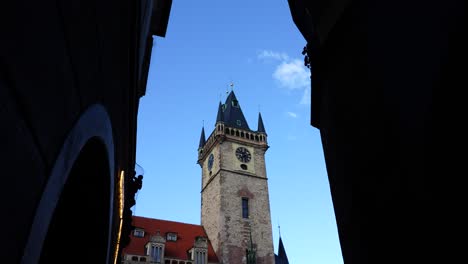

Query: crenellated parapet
[[198, 122, 268, 164]]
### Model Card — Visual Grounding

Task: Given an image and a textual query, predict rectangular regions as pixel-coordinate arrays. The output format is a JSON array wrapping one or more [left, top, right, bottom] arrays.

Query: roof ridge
[[133, 215, 203, 227]]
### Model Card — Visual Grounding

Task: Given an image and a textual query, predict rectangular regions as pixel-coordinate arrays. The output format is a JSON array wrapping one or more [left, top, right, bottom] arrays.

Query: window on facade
[[140, 257, 147, 262], [166, 232, 177, 241], [151, 245, 162, 263], [195, 251, 206, 264], [133, 229, 144, 237], [131, 256, 139, 261], [242, 198, 249, 218]]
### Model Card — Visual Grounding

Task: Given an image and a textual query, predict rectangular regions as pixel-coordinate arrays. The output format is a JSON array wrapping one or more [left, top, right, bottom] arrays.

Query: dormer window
[[150, 245, 163, 263], [237, 120, 241, 126], [134, 228, 145, 237], [195, 250, 207, 264], [146, 243, 164, 263], [232, 100, 239, 108], [167, 232, 177, 241]]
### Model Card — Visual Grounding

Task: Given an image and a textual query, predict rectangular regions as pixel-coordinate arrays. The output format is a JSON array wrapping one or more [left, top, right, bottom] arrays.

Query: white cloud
[[273, 59, 310, 90], [257, 50, 289, 61], [286, 111, 298, 118], [257, 50, 311, 105], [300, 86, 311, 105]]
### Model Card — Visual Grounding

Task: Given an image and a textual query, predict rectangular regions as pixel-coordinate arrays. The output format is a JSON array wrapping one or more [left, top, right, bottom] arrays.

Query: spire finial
[[230, 81, 234, 91], [278, 224, 281, 237]]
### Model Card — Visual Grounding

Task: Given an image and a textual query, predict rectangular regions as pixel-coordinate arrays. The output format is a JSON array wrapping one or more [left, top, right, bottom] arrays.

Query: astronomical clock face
[[235, 147, 251, 163], [207, 153, 214, 171]]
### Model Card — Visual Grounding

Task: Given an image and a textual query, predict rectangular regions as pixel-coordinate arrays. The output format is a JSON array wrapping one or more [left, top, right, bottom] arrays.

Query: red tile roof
[[122, 216, 219, 263]]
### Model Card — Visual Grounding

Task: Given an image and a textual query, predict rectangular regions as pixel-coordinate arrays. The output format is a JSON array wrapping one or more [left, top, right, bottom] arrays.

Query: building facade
[[122, 217, 219, 264], [122, 91, 286, 264], [197, 91, 275, 264]]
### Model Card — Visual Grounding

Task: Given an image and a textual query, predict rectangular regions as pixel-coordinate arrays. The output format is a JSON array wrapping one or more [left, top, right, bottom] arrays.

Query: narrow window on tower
[[242, 198, 249, 218]]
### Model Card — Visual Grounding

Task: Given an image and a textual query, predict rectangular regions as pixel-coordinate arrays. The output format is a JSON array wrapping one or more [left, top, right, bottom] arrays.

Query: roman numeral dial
[[235, 147, 251, 163]]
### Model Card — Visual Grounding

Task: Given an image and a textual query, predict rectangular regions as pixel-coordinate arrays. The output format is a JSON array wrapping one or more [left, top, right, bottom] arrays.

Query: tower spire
[[216, 101, 224, 123], [222, 90, 250, 130], [198, 126, 206, 149], [277, 236, 289, 264], [258, 112, 266, 133]]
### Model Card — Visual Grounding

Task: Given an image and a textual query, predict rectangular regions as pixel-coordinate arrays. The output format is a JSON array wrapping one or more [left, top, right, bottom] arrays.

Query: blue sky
[[133, 1, 343, 263]]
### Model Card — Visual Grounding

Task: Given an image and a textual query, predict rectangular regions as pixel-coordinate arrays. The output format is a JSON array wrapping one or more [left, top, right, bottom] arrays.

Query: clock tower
[[197, 91, 275, 264]]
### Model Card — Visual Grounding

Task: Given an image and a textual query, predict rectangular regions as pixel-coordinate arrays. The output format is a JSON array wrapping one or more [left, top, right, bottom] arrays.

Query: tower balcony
[[198, 122, 268, 162]]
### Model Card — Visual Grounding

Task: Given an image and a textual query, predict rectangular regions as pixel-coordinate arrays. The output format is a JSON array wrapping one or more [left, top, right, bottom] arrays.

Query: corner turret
[[198, 126, 206, 152], [257, 112, 266, 133], [216, 101, 224, 123]]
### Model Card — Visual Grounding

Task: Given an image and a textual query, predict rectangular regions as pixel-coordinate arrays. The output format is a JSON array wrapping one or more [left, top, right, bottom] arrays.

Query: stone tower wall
[[201, 174, 221, 257], [201, 139, 274, 264]]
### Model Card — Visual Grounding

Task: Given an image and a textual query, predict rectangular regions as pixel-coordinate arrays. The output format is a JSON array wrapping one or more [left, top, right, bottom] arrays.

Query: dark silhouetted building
[[288, 0, 465, 263], [0, 0, 172, 263]]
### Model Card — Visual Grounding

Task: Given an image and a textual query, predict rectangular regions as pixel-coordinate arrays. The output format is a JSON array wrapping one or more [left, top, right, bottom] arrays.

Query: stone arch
[[22, 104, 115, 264]]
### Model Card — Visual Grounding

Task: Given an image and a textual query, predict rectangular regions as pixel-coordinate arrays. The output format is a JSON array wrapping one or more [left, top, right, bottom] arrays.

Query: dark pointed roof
[[221, 91, 250, 130], [275, 237, 289, 264], [216, 101, 224, 122], [257, 112, 266, 133], [199, 126, 206, 149]]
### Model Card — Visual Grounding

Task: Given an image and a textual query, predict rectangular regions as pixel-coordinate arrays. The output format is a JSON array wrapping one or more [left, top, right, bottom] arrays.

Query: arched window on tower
[[242, 198, 249, 218]]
